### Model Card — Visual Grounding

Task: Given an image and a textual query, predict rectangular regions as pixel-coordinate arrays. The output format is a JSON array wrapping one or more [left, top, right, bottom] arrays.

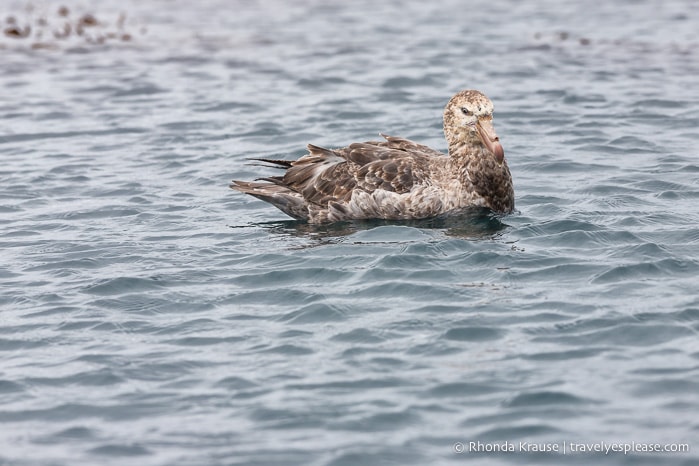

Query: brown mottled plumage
[[231, 90, 514, 223]]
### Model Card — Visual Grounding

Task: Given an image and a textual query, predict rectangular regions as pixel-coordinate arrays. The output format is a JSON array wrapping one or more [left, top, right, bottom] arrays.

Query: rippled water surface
[[2, 0, 699, 465]]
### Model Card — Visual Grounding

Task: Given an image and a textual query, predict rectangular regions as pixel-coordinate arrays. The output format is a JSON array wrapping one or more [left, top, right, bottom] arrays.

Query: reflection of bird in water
[[232, 207, 509, 247], [231, 90, 514, 223]]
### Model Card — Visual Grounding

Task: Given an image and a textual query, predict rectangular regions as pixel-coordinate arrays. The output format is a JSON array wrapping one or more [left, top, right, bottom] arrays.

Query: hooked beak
[[476, 118, 504, 164]]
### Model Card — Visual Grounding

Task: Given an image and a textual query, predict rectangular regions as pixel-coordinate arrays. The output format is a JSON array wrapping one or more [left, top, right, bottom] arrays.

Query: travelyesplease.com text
[[453, 440, 690, 455]]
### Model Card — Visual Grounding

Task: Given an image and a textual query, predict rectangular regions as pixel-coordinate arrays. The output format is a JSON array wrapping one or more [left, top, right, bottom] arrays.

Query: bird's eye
[[460, 107, 471, 116]]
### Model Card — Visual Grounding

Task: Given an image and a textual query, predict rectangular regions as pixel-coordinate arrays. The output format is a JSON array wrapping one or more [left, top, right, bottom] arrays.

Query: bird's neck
[[445, 127, 515, 213], [446, 127, 483, 164]]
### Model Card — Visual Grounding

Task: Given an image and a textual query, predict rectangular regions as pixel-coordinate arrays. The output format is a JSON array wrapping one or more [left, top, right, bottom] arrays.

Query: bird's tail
[[230, 180, 309, 221]]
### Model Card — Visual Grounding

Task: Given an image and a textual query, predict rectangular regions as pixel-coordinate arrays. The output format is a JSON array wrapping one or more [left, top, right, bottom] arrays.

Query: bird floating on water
[[230, 90, 514, 223]]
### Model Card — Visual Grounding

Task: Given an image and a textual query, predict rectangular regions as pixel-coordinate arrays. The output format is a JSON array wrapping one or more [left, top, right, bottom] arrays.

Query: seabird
[[230, 90, 514, 223]]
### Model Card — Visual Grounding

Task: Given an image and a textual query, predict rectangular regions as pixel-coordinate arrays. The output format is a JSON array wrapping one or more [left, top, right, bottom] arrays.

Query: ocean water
[[1, 0, 698, 465]]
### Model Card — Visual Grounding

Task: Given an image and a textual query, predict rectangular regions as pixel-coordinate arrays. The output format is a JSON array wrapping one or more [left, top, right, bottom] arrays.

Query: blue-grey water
[[2, 0, 699, 465]]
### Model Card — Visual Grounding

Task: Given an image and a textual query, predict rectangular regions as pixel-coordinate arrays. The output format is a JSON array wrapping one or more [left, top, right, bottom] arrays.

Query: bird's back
[[231, 134, 450, 222]]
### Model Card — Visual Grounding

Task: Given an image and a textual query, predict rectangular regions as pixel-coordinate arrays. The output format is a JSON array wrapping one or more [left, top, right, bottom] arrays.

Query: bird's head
[[444, 90, 504, 164]]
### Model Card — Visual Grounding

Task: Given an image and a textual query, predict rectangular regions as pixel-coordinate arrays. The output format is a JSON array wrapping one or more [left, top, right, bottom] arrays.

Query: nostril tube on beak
[[476, 120, 505, 164]]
